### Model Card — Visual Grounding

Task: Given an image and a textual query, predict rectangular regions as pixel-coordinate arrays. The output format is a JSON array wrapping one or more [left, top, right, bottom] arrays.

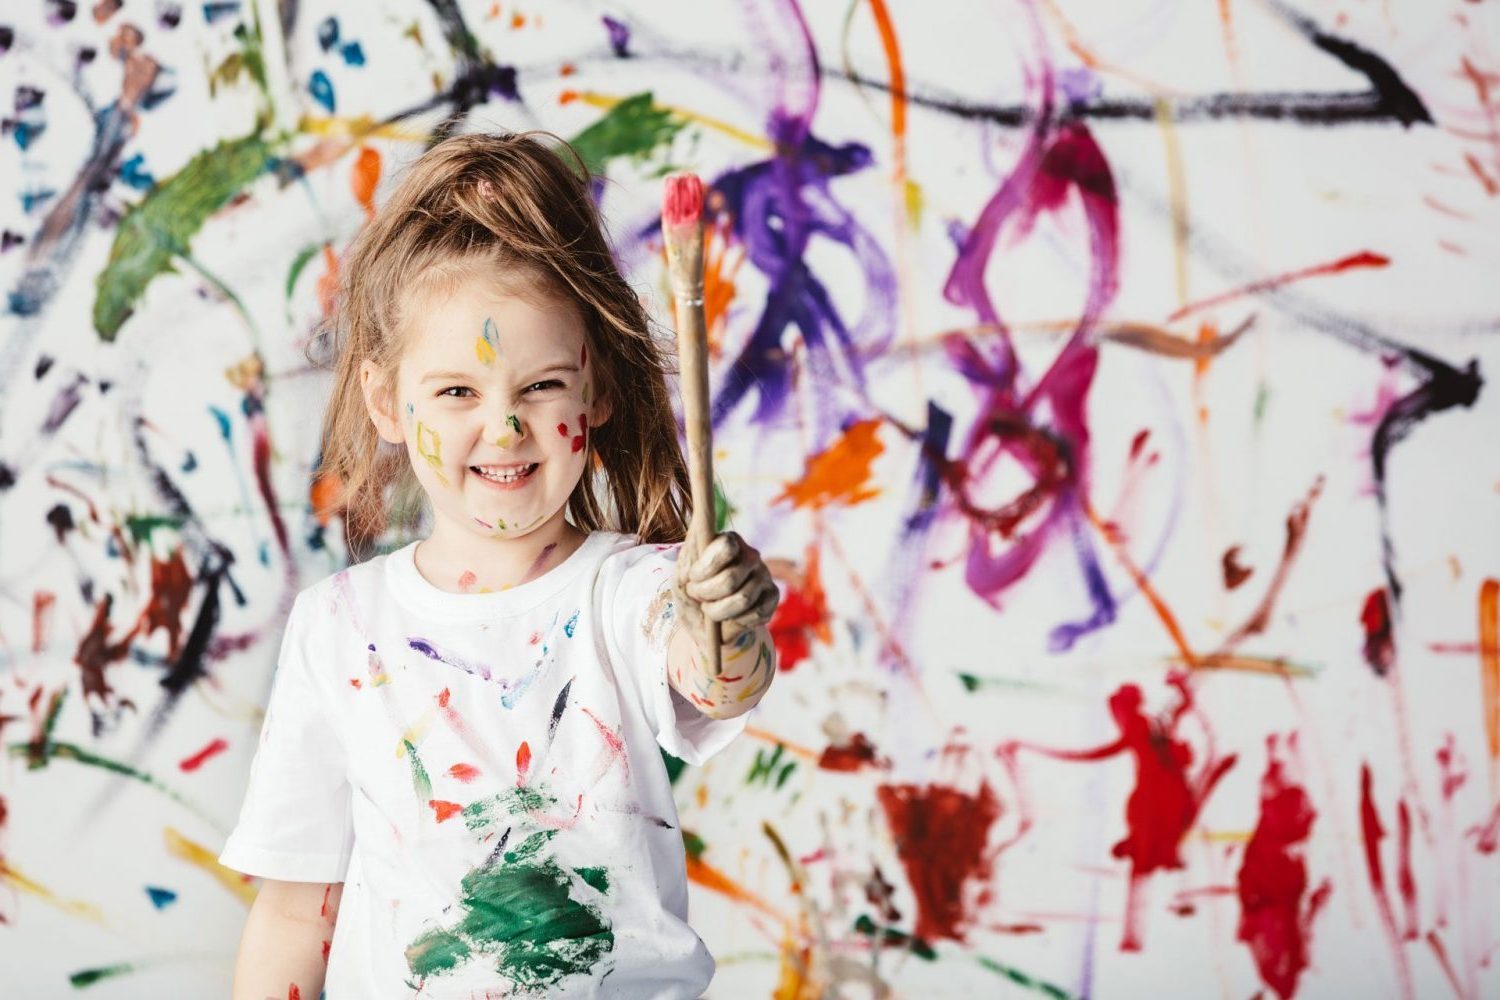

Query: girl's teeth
[[474, 464, 536, 483]]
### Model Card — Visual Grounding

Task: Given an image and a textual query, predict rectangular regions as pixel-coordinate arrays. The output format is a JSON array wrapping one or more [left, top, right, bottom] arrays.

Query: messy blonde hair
[[311, 131, 690, 557]]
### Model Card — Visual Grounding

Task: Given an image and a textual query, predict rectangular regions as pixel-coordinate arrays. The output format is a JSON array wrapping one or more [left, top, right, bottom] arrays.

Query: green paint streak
[[285, 244, 321, 301], [94, 133, 272, 340], [774, 759, 797, 790], [8, 740, 223, 832], [576, 866, 609, 894], [976, 956, 1076, 1000], [406, 851, 614, 989], [69, 962, 135, 987], [713, 479, 734, 533], [851, 914, 936, 960], [125, 513, 185, 543], [661, 748, 686, 785], [504, 829, 556, 863], [506, 413, 522, 435], [567, 92, 685, 176], [463, 788, 558, 834], [681, 829, 706, 861], [40, 688, 67, 743], [747, 744, 787, 787], [404, 740, 432, 801], [1253, 381, 1271, 427]]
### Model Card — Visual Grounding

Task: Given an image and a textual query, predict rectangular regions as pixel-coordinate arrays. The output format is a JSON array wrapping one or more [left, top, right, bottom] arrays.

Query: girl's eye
[[526, 380, 563, 393], [439, 386, 473, 398]]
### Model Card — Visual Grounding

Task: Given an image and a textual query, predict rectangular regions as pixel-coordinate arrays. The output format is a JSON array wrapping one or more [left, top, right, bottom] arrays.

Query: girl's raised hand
[[673, 530, 780, 646]]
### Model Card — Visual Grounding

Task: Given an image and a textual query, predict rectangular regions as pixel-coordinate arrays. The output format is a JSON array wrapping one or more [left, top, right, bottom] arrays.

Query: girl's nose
[[488, 410, 527, 449]]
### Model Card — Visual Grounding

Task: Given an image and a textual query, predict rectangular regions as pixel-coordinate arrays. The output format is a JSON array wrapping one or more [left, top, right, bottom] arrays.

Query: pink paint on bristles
[[662, 173, 704, 226]]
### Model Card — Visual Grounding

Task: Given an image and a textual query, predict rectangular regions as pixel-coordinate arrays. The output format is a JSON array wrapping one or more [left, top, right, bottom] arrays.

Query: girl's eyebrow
[[419, 364, 580, 383]]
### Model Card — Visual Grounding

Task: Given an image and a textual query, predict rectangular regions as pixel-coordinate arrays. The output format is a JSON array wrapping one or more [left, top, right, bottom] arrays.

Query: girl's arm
[[668, 531, 780, 719], [231, 879, 342, 1000]]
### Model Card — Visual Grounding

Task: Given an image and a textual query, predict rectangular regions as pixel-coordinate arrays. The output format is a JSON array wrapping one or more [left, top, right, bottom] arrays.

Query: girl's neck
[[413, 514, 589, 595]]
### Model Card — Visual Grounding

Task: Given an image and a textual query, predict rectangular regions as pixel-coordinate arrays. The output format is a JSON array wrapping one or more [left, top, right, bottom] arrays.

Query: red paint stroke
[[1435, 734, 1467, 801], [566, 412, 587, 453], [1005, 673, 1235, 951], [1361, 588, 1396, 677], [31, 591, 55, 653], [1211, 477, 1323, 655], [352, 145, 381, 220], [428, 800, 462, 823], [437, 688, 451, 708], [1166, 251, 1390, 324], [876, 781, 1001, 942], [1426, 931, 1466, 1000], [132, 549, 192, 658], [457, 570, 477, 593], [447, 763, 480, 783], [767, 545, 831, 671], [349, 678, 362, 689], [1469, 803, 1500, 854], [321, 939, 330, 964], [1222, 546, 1254, 590], [178, 738, 228, 772], [1236, 735, 1331, 1000], [1396, 799, 1418, 940], [818, 732, 888, 772], [515, 742, 531, 785], [1359, 764, 1414, 997], [75, 594, 141, 708], [557, 421, 570, 438], [320, 884, 333, 917], [776, 418, 884, 510], [288, 985, 301, 1000]]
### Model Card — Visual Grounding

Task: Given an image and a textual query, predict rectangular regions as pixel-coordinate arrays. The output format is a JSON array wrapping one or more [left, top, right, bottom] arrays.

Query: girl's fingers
[[692, 532, 744, 581], [686, 559, 756, 602]]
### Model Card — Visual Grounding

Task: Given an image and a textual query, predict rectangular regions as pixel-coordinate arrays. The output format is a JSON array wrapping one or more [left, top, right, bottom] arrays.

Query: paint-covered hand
[[673, 530, 780, 646]]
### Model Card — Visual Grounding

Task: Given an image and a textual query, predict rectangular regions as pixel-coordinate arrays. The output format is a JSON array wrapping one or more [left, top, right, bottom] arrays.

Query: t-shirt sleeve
[[218, 590, 353, 882], [595, 541, 749, 766]]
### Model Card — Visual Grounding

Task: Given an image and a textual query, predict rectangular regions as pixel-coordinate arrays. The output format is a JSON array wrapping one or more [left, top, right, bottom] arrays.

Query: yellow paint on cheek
[[415, 421, 449, 487]]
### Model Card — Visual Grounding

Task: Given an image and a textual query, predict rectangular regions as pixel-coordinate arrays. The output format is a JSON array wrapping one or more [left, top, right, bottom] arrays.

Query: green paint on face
[[404, 740, 432, 801], [507, 413, 522, 436], [405, 834, 615, 989], [95, 134, 272, 339], [568, 92, 686, 176], [416, 421, 449, 486]]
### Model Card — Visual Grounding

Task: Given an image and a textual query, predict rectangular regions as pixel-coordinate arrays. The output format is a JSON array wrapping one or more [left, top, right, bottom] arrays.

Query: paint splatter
[[1361, 588, 1395, 676], [775, 419, 884, 509], [876, 781, 1000, 942]]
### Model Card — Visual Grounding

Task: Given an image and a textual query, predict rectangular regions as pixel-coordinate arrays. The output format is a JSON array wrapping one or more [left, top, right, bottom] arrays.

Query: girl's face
[[362, 273, 609, 545]]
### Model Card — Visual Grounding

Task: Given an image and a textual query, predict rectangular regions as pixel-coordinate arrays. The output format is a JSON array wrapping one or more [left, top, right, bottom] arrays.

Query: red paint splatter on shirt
[[876, 781, 1000, 942], [515, 741, 531, 785], [1360, 588, 1395, 676], [1236, 735, 1331, 1000], [428, 800, 462, 823], [178, 737, 228, 772], [447, 763, 480, 783]]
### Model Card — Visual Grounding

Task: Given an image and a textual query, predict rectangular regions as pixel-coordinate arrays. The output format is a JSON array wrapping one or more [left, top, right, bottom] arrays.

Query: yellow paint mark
[[475, 334, 497, 366], [164, 827, 257, 906], [416, 421, 449, 486], [397, 709, 436, 755], [0, 860, 106, 923]]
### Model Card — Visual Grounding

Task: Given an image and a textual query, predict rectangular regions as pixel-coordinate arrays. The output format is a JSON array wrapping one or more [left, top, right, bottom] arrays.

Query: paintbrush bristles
[[662, 173, 704, 227]]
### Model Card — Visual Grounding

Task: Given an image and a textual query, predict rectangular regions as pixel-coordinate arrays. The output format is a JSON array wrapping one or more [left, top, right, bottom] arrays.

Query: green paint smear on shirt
[[568, 92, 684, 177], [464, 787, 558, 834], [406, 849, 615, 990], [404, 740, 432, 801], [94, 133, 272, 340]]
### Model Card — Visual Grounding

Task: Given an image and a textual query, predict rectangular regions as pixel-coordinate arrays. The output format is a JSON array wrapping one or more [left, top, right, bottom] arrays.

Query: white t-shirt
[[219, 530, 747, 999]]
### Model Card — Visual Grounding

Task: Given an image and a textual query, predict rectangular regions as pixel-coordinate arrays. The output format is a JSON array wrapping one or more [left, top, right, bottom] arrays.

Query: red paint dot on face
[[557, 422, 570, 437]]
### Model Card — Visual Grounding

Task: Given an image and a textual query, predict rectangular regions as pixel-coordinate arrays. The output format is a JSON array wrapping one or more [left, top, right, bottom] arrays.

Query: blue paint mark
[[209, 405, 232, 441], [308, 70, 335, 113], [146, 886, 177, 909], [20, 188, 57, 214], [181, 451, 197, 473], [339, 41, 365, 67], [563, 610, 579, 638], [119, 153, 155, 191], [202, 1, 241, 24], [259, 540, 270, 566], [316, 16, 339, 51], [12, 121, 44, 151]]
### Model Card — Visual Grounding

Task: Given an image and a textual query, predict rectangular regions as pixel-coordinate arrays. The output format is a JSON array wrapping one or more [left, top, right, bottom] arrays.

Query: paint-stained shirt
[[219, 530, 748, 998]]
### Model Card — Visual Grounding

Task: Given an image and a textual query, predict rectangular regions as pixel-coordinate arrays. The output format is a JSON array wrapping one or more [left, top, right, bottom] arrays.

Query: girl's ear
[[360, 360, 405, 445], [588, 387, 613, 429]]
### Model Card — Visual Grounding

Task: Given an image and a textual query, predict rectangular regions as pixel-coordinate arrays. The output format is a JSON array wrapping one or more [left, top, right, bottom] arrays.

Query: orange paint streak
[[1167, 251, 1389, 324], [447, 763, 480, 782], [32, 590, 55, 653], [516, 740, 532, 784], [743, 725, 819, 761], [315, 244, 339, 319], [1481, 579, 1500, 794], [701, 216, 742, 355], [1085, 503, 1200, 668], [351, 146, 381, 220], [775, 419, 884, 509], [685, 854, 786, 922], [310, 469, 342, 527], [865, 0, 906, 177]]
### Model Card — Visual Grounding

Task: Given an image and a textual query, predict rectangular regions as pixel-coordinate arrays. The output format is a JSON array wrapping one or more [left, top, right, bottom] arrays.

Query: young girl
[[218, 132, 780, 999]]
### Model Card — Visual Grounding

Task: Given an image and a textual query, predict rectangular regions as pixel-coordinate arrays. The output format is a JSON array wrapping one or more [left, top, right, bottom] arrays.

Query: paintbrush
[[662, 172, 722, 678]]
